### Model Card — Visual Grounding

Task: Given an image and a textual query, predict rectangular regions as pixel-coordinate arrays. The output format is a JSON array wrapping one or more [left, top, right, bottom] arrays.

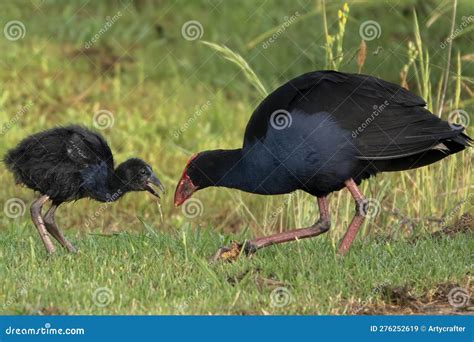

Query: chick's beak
[[145, 173, 165, 199], [174, 173, 197, 206]]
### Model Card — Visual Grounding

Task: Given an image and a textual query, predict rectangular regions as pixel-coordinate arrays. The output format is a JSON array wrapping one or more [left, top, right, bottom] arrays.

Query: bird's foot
[[210, 240, 257, 262], [45, 247, 56, 256], [65, 242, 78, 254]]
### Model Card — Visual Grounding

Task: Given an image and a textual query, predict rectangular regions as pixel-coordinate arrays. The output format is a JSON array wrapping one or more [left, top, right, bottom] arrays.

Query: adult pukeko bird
[[174, 70, 472, 259], [5, 125, 164, 254]]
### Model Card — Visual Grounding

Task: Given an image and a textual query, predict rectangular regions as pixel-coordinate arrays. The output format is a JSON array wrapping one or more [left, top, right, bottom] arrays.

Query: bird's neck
[[102, 176, 126, 202], [79, 162, 128, 203], [92, 173, 133, 203], [209, 149, 251, 190], [197, 148, 283, 194]]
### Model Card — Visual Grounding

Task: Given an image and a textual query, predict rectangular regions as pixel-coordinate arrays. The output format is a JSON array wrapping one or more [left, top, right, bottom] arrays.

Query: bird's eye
[[140, 169, 146, 175]]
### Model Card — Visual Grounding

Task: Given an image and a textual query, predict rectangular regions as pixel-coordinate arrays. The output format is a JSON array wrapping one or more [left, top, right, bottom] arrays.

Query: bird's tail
[[371, 130, 471, 173], [437, 131, 472, 156], [453, 132, 473, 147], [3, 147, 20, 174], [4, 149, 14, 169]]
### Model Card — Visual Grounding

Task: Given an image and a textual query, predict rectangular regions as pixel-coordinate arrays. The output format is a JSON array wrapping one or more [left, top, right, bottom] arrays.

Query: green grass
[[0, 0, 472, 314], [1, 224, 472, 314]]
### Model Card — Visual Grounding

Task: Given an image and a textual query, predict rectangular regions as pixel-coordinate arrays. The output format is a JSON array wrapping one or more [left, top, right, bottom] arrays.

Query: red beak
[[174, 154, 199, 206], [174, 172, 198, 206]]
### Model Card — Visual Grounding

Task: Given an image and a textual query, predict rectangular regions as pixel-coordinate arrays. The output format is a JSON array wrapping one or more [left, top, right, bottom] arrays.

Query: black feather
[[5, 125, 160, 204], [187, 70, 471, 197]]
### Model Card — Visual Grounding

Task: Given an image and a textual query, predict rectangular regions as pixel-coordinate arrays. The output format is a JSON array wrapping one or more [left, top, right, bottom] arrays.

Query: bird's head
[[115, 158, 165, 198], [174, 149, 243, 206], [174, 151, 219, 206]]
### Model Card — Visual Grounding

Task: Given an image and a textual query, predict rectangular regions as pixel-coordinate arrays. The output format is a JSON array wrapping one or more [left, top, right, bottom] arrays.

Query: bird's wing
[[348, 106, 464, 159], [244, 70, 463, 159], [65, 128, 115, 199], [65, 128, 114, 168]]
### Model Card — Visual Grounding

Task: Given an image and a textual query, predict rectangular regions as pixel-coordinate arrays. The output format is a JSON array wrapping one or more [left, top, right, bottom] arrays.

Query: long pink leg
[[337, 178, 366, 255], [213, 196, 331, 260], [44, 204, 77, 253], [249, 196, 330, 250], [30, 195, 56, 254]]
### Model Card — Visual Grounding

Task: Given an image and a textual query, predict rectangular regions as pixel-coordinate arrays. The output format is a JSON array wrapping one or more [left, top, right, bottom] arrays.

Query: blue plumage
[[175, 70, 472, 258], [79, 161, 114, 202]]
